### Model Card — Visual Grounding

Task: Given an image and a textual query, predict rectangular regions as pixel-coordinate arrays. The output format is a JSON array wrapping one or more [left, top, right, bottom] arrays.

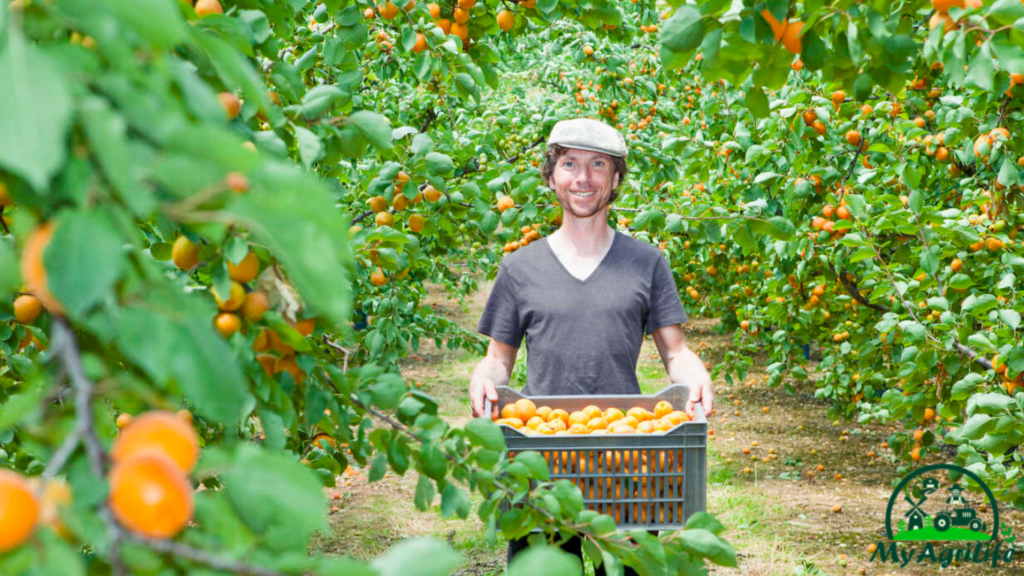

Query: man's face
[[546, 148, 620, 220]]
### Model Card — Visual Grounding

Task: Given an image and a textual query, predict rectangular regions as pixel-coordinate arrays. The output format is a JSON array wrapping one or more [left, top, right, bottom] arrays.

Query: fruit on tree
[[241, 291, 269, 321], [931, 0, 965, 12], [21, 222, 63, 315], [225, 172, 249, 193], [449, 22, 469, 41], [117, 413, 133, 429], [215, 312, 241, 338], [194, 0, 223, 16], [370, 266, 388, 286], [380, 1, 399, 19], [172, 236, 199, 271], [408, 213, 425, 233], [13, 295, 42, 324], [212, 281, 246, 311], [0, 469, 39, 553], [497, 195, 515, 212], [781, 21, 803, 54], [412, 33, 428, 53], [112, 410, 199, 473], [218, 92, 241, 120], [109, 452, 194, 538], [375, 211, 394, 227], [759, 9, 787, 42], [497, 10, 515, 32], [294, 317, 316, 336], [227, 251, 260, 283], [38, 478, 71, 538]]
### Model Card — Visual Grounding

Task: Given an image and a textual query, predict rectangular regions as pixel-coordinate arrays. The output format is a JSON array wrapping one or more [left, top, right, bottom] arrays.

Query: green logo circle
[[885, 463, 999, 542]]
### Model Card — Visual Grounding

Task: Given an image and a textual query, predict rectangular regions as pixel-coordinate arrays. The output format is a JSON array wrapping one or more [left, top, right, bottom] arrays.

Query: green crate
[[486, 384, 707, 530]]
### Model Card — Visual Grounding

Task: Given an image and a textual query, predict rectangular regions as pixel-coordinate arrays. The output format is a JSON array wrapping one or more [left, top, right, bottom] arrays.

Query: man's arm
[[652, 324, 714, 419], [469, 338, 519, 418]]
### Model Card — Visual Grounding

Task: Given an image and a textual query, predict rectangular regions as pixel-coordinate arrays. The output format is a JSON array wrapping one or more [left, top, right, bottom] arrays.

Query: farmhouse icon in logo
[[871, 463, 1016, 568]]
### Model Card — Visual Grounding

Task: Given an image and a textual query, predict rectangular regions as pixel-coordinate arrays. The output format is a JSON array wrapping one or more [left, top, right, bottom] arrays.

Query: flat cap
[[547, 118, 628, 158]]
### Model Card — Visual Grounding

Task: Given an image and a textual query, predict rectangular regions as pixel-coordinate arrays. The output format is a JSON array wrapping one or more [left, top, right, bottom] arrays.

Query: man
[[467, 118, 714, 573], [946, 484, 967, 507]]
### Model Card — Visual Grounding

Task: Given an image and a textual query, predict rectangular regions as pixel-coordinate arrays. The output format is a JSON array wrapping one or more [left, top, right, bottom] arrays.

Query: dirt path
[[311, 279, 1024, 576]]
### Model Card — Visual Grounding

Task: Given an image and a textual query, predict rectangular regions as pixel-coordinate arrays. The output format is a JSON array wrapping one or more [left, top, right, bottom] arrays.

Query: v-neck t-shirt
[[476, 230, 688, 396]]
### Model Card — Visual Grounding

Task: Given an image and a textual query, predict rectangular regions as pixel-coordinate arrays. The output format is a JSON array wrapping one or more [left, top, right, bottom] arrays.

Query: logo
[[870, 463, 1016, 568]]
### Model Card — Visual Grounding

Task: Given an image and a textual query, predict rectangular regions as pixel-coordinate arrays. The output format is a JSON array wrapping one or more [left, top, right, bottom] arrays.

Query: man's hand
[[685, 379, 713, 420], [469, 338, 518, 418], [652, 324, 713, 420], [470, 376, 499, 418]]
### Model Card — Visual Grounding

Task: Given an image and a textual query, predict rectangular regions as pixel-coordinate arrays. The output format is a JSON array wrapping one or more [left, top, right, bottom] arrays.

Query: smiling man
[[467, 118, 714, 573]]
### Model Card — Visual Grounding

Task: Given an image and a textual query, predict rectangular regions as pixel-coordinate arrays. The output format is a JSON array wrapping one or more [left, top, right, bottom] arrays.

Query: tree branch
[[50, 320, 290, 576]]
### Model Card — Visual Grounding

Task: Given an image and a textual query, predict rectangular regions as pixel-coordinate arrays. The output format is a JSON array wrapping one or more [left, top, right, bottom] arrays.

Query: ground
[[309, 278, 1024, 575]]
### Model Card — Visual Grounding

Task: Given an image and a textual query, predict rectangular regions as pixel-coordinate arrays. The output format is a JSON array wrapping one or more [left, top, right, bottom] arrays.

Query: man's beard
[[553, 186, 612, 219]]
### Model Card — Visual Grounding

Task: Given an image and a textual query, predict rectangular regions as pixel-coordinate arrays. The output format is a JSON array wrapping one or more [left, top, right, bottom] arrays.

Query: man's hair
[[541, 144, 628, 203]]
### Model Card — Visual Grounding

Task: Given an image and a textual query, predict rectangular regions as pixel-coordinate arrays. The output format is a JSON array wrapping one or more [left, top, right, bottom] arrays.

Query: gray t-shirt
[[477, 230, 687, 396]]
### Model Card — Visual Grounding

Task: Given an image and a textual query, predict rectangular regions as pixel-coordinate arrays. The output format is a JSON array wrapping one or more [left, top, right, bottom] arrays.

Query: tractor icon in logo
[[934, 483, 985, 534]]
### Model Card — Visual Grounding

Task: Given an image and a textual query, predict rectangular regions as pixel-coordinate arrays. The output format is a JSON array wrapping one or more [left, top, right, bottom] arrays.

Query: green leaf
[[368, 454, 388, 482], [959, 413, 993, 440], [661, 6, 704, 53], [46, 209, 125, 317], [222, 445, 327, 552], [0, 384, 46, 434], [0, 32, 73, 192], [847, 19, 863, 62], [684, 511, 726, 535], [80, 96, 152, 215], [440, 483, 471, 519], [951, 374, 984, 400], [105, 0, 188, 49], [766, 216, 795, 240], [35, 531, 86, 576], [508, 546, 582, 576], [968, 393, 1015, 415], [116, 304, 252, 425], [962, 294, 998, 314], [420, 440, 448, 480], [350, 111, 393, 151], [998, 155, 1021, 188], [513, 451, 549, 481], [426, 152, 455, 175], [297, 86, 348, 120], [465, 418, 506, 451], [411, 133, 434, 156], [295, 126, 324, 170], [414, 475, 435, 511], [745, 86, 769, 119], [802, 30, 827, 71], [948, 273, 974, 291], [371, 538, 462, 576], [370, 373, 406, 410], [901, 322, 926, 344], [675, 528, 738, 567], [1001, 309, 1022, 329], [967, 41, 995, 91]]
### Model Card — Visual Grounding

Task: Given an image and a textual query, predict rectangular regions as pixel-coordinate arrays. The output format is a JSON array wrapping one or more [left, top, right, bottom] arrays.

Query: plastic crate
[[486, 384, 706, 530]]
